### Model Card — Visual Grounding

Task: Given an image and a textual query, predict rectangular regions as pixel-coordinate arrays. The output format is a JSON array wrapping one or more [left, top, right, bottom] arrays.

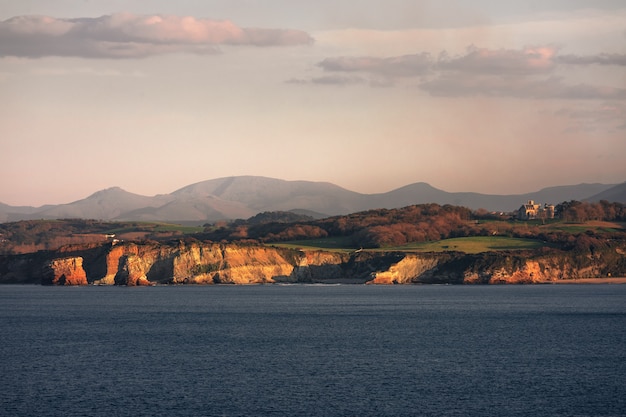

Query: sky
[[1, 0, 625, 206]]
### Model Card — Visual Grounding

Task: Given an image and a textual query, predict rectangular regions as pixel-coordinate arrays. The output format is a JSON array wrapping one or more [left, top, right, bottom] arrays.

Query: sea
[[1, 284, 625, 417]]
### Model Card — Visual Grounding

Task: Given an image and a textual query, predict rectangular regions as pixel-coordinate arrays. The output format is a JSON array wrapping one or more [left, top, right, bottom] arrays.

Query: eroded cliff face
[[92, 241, 308, 285], [290, 251, 349, 283], [173, 244, 296, 284], [94, 243, 177, 285], [369, 255, 441, 284], [367, 248, 625, 284], [1, 240, 624, 285], [86, 242, 369, 285]]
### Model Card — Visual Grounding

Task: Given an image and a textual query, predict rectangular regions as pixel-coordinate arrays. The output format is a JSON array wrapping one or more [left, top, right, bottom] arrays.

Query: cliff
[[0, 239, 624, 285], [42, 257, 88, 285], [367, 248, 626, 284]]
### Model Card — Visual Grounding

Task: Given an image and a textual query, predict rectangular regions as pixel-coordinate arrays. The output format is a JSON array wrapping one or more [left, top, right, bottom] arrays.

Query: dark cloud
[[0, 14, 313, 59]]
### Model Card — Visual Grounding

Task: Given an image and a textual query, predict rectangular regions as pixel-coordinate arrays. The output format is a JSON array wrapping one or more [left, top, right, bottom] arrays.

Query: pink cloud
[[0, 13, 313, 58], [437, 45, 557, 75], [318, 53, 432, 78], [312, 44, 625, 100]]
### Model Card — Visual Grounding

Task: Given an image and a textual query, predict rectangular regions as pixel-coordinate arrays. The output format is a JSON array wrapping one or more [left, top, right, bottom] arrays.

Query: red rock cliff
[[42, 257, 88, 285], [3, 239, 623, 285]]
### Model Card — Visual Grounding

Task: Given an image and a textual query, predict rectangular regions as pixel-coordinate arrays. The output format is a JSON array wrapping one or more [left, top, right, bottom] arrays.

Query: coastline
[[538, 277, 626, 284]]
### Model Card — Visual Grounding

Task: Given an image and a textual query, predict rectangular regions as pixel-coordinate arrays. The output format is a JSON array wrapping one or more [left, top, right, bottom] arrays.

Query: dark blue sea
[[1, 284, 625, 417]]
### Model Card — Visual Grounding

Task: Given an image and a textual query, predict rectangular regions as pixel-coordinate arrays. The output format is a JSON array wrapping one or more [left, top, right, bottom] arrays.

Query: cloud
[[316, 46, 557, 79], [312, 75, 366, 85], [30, 67, 145, 77], [318, 53, 433, 78], [555, 102, 626, 133], [285, 78, 309, 85], [420, 76, 626, 100], [424, 46, 626, 99], [0, 13, 313, 59], [556, 53, 626, 66], [437, 45, 557, 75], [312, 45, 626, 100], [286, 74, 373, 87]]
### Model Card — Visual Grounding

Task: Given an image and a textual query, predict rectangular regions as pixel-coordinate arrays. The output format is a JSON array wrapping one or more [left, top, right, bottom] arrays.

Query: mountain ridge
[[1, 176, 623, 224]]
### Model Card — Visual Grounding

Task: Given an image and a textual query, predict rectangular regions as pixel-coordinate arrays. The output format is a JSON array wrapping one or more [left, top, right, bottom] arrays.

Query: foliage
[[199, 204, 476, 248], [272, 236, 357, 252], [243, 211, 314, 225], [0, 219, 202, 254], [3, 202, 625, 257], [191, 263, 221, 275], [194, 203, 626, 253], [555, 200, 626, 223]]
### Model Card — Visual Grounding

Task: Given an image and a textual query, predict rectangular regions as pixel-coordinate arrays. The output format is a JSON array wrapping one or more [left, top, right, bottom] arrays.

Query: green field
[[273, 235, 546, 254], [548, 224, 624, 234], [271, 236, 357, 252], [390, 236, 546, 254], [104, 222, 204, 235]]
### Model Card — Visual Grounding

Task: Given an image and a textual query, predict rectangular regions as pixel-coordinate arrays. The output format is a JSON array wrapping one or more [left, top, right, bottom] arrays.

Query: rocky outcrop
[[42, 257, 88, 285]]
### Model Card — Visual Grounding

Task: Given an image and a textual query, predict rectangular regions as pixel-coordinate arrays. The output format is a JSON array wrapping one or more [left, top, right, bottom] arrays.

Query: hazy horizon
[[1, 175, 621, 209], [2, 1, 625, 206]]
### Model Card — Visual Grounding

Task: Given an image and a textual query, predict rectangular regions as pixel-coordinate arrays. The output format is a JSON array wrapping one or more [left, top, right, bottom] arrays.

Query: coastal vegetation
[[1, 201, 624, 256], [0, 219, 203, 254], [198, 201, 625, 253], [1, 200, 625, 285]]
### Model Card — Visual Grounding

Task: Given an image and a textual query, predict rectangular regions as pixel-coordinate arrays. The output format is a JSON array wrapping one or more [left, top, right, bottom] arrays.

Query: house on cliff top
[[517, 200, 555, 220]]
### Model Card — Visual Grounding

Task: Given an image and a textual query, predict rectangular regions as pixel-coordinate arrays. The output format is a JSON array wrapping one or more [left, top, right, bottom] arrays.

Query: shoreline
[[537, 277, 626, 284]]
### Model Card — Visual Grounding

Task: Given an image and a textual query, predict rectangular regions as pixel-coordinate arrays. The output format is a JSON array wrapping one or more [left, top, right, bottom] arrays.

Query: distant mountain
[[369, 182, 514, 211], [0, 176, 621, 224], [171, 176, 367, 214], [0, 202, 54, 223], [585, 182, 626, 203], [531, 183, 622, 205], [118, 194, 255, 223], [19, 187, 174, 221], [367, 182, 617, 213]]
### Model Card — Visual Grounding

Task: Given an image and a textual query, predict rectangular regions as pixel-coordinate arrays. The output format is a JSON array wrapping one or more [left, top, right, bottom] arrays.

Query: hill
[[586, 182, 626, 204], [0, 176, 621, 224], [27, 187, 174, 221]]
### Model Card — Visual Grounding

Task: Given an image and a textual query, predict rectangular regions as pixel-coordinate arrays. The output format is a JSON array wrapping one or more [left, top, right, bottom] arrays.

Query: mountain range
[[1, 176, 624, 224]]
